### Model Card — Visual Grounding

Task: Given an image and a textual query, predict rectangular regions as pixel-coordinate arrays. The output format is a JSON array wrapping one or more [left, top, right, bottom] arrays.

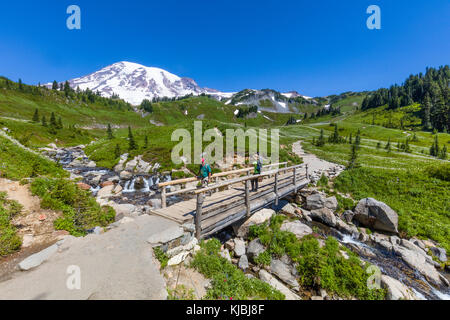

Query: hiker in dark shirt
[[197, 158, 212, 188], [251, 157, 262, 192]]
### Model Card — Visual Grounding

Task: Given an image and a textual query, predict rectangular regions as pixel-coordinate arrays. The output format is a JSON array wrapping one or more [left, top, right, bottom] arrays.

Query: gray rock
[[247, 239, 265, 262], [310, 207, 337, 227], [353, 198, 398, 233], [234, 238, 246, 257], [305, 193, 326, 210], [258, 270, 300, 300], [280, 203, 296, 216], [18, 244, 59, 271], [324, 196, 338, 211], [280, 220, 312, 239], [219, 249, 232, 262], [148, 198, 162, 209], [343, 210, 355, 223], [120, 171, 133, 180], [238, 255, 249, 270], [270, 259, 299, 290], [335, 218, 358, 235], [147, 226, 184, 246], [381, 275, 418, 300], [390, 235, 401, 245], [393, 245, 449, 287], [400, 239, 427, 256], [430, 247, 447, 263], [233, 208, 275, 238]]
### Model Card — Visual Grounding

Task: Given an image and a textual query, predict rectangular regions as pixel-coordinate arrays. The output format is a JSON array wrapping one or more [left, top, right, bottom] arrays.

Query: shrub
[[191, 239, 284, 300], [31, 178, 115, 236], [0, 192, 23, 256]]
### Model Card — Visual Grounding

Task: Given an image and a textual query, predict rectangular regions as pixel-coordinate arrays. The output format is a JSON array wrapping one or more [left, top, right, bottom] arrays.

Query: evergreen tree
[[329, 125, 341, 143], [316, 129, 326, 147], [114, 144, 121, 158], [349, 133, 353, 144], [107, 124, 114, 139], [52, 81, 58, 90], [439, 145, 447, 160], [144, 135, 148, 148], [128, 126, 137, 150], [385, 137, 391, 152], [58, 117, 63, 129], [50, 112, 57, 128], [404, 138, 411, 153], [430, 135, 440, 157], [348, 142, 359, 169], [355, 130, 361, 147], [42, 115, 47, 127], [64, 81, 72, 97], [18, 78, 23, 90], [32, 109, 39, 122]]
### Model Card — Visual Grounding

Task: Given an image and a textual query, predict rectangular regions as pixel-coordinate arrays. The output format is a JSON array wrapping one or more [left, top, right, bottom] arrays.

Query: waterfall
[[90, 186, 100, 195], [142, 178, 150, 192], [148, 177, 154, 187], [123, 179, 136, 193]]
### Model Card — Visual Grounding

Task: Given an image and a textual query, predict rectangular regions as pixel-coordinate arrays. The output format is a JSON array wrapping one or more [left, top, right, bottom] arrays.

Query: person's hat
[[201, 158, 205, 163]]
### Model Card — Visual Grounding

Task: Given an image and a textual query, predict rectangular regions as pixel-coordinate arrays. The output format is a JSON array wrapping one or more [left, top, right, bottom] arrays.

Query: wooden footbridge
[[151, 163, 310, 239]]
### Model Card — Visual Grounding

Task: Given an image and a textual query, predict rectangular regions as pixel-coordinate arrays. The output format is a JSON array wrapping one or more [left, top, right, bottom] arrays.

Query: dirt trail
[[292, 141, 343, 173], [0, 179, 66, 279]]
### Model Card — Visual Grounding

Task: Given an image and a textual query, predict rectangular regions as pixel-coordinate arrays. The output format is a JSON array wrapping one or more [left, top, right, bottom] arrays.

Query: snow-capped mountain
[[58, 61, 233, 105]]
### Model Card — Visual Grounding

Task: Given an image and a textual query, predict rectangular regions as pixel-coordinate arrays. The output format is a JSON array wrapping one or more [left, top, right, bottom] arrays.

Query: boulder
[[219, 249, 232, 263], [393, 245, 449, 287], [120, 171, 133, 180], [280, 220, 312, 239], [167, 251, 190, 266], [335, 218, 358, 235], [77, 182, 91, 191], [234, 238, 246, 257], [381, 275, 418, 300], [238, 255, 249, 271], [324, 196, 338, 211], [343, 210, 355, 223], [18, 243, 60, 271], [430, 247, 447, 263], [100, 181, 114, 188], [97, 185, 115, 199], [147, 226, 184, 246], [270, 259, 299, 290], [280, 203, 297, 216], [233, 208, 275, 238], [259, 270, 300, 300], [353, 198, 398, 233], [305, 193, 326, 210], [247, 239, 265, 262], [310, 207, 337, 227]]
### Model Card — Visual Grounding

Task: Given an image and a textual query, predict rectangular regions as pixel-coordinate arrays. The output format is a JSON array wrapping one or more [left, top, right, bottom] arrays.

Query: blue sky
[[0, 0, 448, 96]]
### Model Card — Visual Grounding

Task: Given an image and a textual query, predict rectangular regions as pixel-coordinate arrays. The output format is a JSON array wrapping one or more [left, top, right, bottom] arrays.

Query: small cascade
[[141, 178, 150, 193], [147, 177, 154, 188], [123, 179, 136, 193], [90, 186, 100, 195]]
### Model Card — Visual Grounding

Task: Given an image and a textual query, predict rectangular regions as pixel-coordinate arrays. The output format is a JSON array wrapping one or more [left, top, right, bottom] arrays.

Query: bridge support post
[[306, 164, 309, 180], [161, 187, 167, 208], [245, 180, 250, 218], [195, 193, 204, 239], [274, 172, 279, 206], [293, 167, 297, 193]]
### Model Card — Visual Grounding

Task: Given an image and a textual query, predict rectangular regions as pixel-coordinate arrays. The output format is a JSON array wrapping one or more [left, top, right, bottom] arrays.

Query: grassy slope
[[279, 106, 450, 251]]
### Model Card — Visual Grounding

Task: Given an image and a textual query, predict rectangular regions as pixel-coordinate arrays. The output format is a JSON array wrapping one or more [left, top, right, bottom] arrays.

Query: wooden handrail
[[193, 164, 305, 195], [157, 162, 288, 188]]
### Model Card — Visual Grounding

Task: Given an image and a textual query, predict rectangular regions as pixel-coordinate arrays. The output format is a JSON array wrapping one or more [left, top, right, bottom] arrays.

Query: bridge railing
[[193, 163, 309, 239], [157, 162, 289, 208]]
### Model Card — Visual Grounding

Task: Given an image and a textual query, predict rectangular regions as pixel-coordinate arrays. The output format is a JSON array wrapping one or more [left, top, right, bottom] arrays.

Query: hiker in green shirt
[[197, 158, 212, 188], [251, 156, 262, 192]]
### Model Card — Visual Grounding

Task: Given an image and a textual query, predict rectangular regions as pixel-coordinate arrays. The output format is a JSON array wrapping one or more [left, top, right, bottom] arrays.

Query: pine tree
[[107, 124, 114, 139], [422, 93, 432, 130], [64, 81, 71, 97], [32, 109, 39, 122], [355, 130, 361, 147], [329, 125, 340, 143], [144, 135, 148, 148], [348, 142, 359, 169], [114, 144, 121, 158], [385, 137, 391, 152], [50, 112, 57, 128], [404, 138, 411, 153], [430, 135, 440, 157], [128, 126, 137, 150], [349, 133, 353, 144], [52, 81, 58, 90], [58, 117, 63, 129], [316, 129, 325, 147], [439, 145, 447, 160], [42, 115, 47, 127], [18, 78, 23, 90]]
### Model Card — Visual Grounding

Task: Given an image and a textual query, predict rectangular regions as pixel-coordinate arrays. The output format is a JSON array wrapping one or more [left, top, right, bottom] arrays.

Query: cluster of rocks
[[114, 154, 160, 176], [147, 223, 199, 267], [308, 165, 345, 184]]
